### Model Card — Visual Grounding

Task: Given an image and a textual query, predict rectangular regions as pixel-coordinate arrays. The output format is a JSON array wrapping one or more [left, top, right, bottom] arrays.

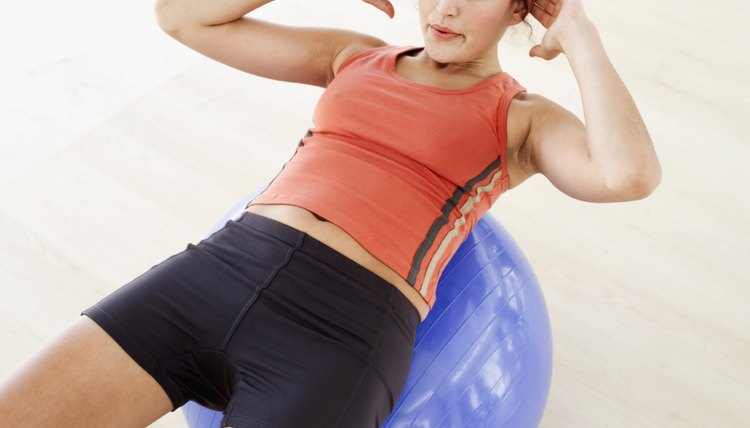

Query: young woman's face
[[418, 0, 522, 64]]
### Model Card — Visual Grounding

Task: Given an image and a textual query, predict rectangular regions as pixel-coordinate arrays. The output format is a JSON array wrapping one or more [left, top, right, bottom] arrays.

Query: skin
[[0, 0, 661, 426], [417, 0, 517, 72], [0, 317, 173, 427]]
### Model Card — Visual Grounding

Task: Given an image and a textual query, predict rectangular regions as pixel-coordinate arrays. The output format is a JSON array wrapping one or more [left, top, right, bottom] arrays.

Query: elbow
[[631, 171, 662, 200], [607, 164, 662, 201], [638, 157, 664, 199], [154, 0, 189, 34], [154, 6, 177, 34]]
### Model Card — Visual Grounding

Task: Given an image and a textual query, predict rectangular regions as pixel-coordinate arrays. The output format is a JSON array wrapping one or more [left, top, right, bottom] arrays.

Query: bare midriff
[[245, 204, 429, 321]]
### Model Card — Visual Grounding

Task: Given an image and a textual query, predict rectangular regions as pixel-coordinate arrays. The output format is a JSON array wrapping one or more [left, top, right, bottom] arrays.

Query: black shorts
[[81, 211, 420, 428]]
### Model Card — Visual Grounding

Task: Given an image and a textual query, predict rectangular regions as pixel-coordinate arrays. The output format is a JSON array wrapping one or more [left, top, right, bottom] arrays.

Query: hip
[[245, 204, 429, 321]]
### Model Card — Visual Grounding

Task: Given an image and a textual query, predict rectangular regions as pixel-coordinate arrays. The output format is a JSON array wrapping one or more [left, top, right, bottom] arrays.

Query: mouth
[[430, 24, 461, 40]]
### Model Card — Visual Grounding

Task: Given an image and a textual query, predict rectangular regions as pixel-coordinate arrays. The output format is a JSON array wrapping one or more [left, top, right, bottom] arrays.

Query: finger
[[529, 2, 548, 24], [362, 0, 395, 18], [531, 0, 562, 20], [531, 0, 553, 14], [530, 2, 557, 27]]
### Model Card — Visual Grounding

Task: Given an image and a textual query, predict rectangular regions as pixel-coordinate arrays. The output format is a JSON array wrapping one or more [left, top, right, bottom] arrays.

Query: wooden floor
[[2, 0, 748, 426]]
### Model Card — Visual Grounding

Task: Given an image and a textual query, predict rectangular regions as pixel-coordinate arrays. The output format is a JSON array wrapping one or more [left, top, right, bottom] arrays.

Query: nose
[[435, 0, 458, 16]]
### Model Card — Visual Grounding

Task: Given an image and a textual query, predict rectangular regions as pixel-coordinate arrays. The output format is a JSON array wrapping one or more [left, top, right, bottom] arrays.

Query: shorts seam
[[219, 232, 306, 350], [193, 218, 293, 279], [332, 291, 396, 428]]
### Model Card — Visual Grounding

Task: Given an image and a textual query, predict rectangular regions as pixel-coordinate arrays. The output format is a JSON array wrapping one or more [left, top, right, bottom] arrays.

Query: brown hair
[[519, 0, 535, 41]]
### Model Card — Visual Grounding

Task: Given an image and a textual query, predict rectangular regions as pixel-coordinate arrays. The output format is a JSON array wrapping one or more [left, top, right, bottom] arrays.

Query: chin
[[423, 44, 462, 65]]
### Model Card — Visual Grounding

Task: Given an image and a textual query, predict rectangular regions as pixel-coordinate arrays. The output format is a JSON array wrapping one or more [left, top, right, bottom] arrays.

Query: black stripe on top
[[246, 129, 312, 208], [406, 157, 502, 285]]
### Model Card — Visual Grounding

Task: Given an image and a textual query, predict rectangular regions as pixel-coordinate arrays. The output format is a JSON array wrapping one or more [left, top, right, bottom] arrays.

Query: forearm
[[155, 0, 273, 29], [563, 21, 661, 191]]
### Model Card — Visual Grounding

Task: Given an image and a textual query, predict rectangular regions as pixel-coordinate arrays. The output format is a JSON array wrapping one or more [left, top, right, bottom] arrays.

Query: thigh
[[220, 245, 418, 428], [224, 310, 415, 428], [80, 217, 302, 411], [334, 311, 417, 428], [0, 316, 172, 427]]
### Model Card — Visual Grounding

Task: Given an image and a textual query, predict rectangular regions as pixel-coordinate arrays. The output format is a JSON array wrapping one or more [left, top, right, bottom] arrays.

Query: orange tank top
[[248, 45, 527, 307]]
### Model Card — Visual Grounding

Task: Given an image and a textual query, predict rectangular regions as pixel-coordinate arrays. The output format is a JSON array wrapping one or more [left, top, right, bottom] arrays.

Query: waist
[[245, 204, 429, 321]]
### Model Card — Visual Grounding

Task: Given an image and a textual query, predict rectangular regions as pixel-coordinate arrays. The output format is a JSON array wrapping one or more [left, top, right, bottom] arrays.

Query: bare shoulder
[[331, 35, 388, 79], [504, 92, 586, 189]]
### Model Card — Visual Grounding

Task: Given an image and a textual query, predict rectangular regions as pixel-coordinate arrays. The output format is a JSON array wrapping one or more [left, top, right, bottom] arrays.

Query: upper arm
[[524, 94, 621, 202], [157, 15, 386, 88]]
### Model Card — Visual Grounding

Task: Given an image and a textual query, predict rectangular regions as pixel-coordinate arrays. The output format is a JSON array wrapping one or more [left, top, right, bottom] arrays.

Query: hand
[[528, 0, 593, 60], [362, 0, 395, 18]]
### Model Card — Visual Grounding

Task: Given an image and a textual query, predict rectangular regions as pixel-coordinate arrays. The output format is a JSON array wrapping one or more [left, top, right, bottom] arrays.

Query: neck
[[417, 46, 503, 79]]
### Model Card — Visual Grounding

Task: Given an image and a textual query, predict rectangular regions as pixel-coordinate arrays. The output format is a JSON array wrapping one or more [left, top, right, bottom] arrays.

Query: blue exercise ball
[[183, 193, 553, 428], [381, 214, 552, 428]]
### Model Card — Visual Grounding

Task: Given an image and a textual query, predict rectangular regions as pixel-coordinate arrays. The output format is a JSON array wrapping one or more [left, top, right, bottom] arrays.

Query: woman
[[0, 0, 661, 426]]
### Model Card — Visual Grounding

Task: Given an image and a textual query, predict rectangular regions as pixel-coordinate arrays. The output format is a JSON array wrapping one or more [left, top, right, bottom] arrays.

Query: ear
[[509, 0, 530, 25]]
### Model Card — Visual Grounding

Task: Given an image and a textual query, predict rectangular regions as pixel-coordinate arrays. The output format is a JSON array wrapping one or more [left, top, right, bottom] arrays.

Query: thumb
[[528, 44, 559, 60], [528, 45, 544, 59]]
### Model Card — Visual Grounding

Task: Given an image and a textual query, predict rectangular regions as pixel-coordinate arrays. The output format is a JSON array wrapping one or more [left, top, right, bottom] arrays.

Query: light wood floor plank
[[2, 0, 748, 426]]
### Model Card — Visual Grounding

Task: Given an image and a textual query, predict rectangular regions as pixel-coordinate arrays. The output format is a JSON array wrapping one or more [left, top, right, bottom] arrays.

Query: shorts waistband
[[233, 211, 421, 327]]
